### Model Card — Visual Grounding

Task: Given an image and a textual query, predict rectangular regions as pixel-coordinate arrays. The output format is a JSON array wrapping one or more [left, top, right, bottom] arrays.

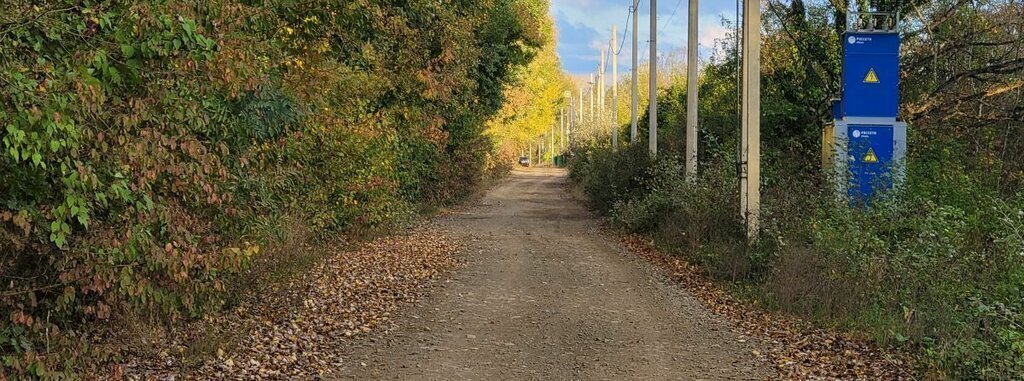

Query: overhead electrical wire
[[613, 0, 638, 56], [660, 0, 685, 31]]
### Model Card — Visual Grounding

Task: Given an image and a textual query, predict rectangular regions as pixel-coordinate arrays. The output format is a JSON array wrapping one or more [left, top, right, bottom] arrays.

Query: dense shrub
[[0, 0, 552, 376], [573, 142, 1024, 379], [569, 1, 1023, 377]]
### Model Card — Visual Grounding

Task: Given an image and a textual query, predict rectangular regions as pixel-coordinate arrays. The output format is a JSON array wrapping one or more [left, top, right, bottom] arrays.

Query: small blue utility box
[[823, 12, 907, 202]]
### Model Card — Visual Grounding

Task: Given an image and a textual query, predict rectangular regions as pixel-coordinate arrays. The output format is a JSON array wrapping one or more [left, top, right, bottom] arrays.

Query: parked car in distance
[[518, 156, 530, 167]]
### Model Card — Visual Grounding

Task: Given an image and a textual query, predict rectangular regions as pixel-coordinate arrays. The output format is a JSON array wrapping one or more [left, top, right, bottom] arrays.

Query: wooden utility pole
[[741, 0, 761, 239], [649, 0, 658, 157], [612, 24, 619, 152], [631, 0, 639, 144], [686, 0, 699, 179]]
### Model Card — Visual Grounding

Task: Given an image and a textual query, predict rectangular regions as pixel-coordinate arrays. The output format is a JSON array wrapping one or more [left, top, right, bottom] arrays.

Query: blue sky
[[552, 0, 738, 80]]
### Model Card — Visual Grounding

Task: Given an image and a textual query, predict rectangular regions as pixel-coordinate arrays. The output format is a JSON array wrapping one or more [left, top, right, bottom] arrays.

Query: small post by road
[[611, 24, 619, 153], [686, 0, 699, 179], [631, 0, 639, 144], [649, 0, 658, 157]]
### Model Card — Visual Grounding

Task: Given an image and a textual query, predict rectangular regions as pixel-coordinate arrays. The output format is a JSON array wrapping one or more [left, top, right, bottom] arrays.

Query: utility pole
[[567, 91, 574, 152], [589, 74, 595, 125], [542, 135, 546, 164], [579, 87, 584, 130], [649, 0, 658, 157], [631, 0, 639, 144], [567, 103, 572, 151], [599, 50, 606, 116], [560, 107, 566, 152], [612, 24, 619, 152], [686, 0, 699, 179], [550, 120, 555, 166], [741, 0, 761, 239]]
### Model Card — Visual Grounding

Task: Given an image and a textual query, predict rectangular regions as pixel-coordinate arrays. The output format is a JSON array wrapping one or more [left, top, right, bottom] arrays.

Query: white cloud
[[554, 0, 740, 74]]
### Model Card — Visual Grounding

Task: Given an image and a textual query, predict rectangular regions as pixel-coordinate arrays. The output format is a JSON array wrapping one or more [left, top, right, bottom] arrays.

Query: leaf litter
[[125, 226, 462, 380], [610, 228, 914, 380]]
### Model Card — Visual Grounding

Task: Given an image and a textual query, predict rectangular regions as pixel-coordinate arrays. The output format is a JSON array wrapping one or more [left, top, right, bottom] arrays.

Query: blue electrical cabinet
[[847, 125, 896, 199], [825, 27, 907, 203], [841, 33, 900, 120]]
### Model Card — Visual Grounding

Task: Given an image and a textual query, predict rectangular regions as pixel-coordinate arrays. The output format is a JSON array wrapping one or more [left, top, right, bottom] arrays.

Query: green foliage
[[569, 1, 1024, 378], [0, 0, 551, 376]]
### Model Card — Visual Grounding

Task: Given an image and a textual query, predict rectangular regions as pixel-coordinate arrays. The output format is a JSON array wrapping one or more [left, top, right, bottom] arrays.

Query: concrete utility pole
[[542, 135, 546, 163], [560, 107, 566, 152], [589, 74, 595, 124], [550, 121, 555, 166], [649, 0, 658, 157], [579, 87, 584, 129], [740, 0, 761, 239], [686, 0, 699, 179], [599, 49, 606, 116], [631, 0, 639, 144], [612, 24, 619, 152], [568, 103, 573, 151], [566, 91, 574, 151]]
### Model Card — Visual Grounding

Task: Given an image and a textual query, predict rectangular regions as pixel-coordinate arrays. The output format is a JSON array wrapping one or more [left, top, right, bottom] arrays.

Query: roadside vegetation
[[0, 0, 567, 377], [569, 1, 1024, 379]]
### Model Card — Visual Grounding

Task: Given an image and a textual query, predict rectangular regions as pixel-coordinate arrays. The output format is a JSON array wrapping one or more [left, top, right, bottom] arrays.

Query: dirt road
[[333, 168, 773, 380]]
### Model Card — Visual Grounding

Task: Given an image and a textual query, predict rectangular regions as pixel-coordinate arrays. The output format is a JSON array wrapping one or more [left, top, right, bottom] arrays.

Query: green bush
[[569, 2, 1023, 377], [0, 0, 552, 376], [571, 141, 1024, 378]]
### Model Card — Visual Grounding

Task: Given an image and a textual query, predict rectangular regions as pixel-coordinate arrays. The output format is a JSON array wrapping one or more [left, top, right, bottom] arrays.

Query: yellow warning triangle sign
[[863, 148, 879, 163], [864, 68, 880, 84]]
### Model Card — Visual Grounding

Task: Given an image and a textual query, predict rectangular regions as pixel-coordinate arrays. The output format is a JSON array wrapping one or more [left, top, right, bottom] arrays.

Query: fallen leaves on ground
[[125, 227, 462, 380], [610, 229, 914, 380]]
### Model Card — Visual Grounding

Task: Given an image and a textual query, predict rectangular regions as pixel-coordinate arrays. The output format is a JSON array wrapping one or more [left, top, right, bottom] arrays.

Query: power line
[[613, 0, 639, 55], [660, 0, 684, 31]]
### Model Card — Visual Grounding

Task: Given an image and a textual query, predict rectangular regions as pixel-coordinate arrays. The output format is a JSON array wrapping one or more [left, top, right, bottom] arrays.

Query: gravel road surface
[[333, 167, 773, 380]]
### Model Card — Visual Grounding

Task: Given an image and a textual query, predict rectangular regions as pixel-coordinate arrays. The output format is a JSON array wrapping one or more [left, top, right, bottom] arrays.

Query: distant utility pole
[[741, 0, 761, 239], [550, 120, 555, 165], [599, 49, 606, 116], [598, 49, 602, 116], [579, 87, 584, 129], [631, 0, 639, 144], [560, 107, 566, 152], [686, 0, 699, 179], [589, 74, 595, 124], [542, 135, 546, 163], [649, 0, 658, 157], [611, 24, 619, 152], [566, 91, 574, 151]]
